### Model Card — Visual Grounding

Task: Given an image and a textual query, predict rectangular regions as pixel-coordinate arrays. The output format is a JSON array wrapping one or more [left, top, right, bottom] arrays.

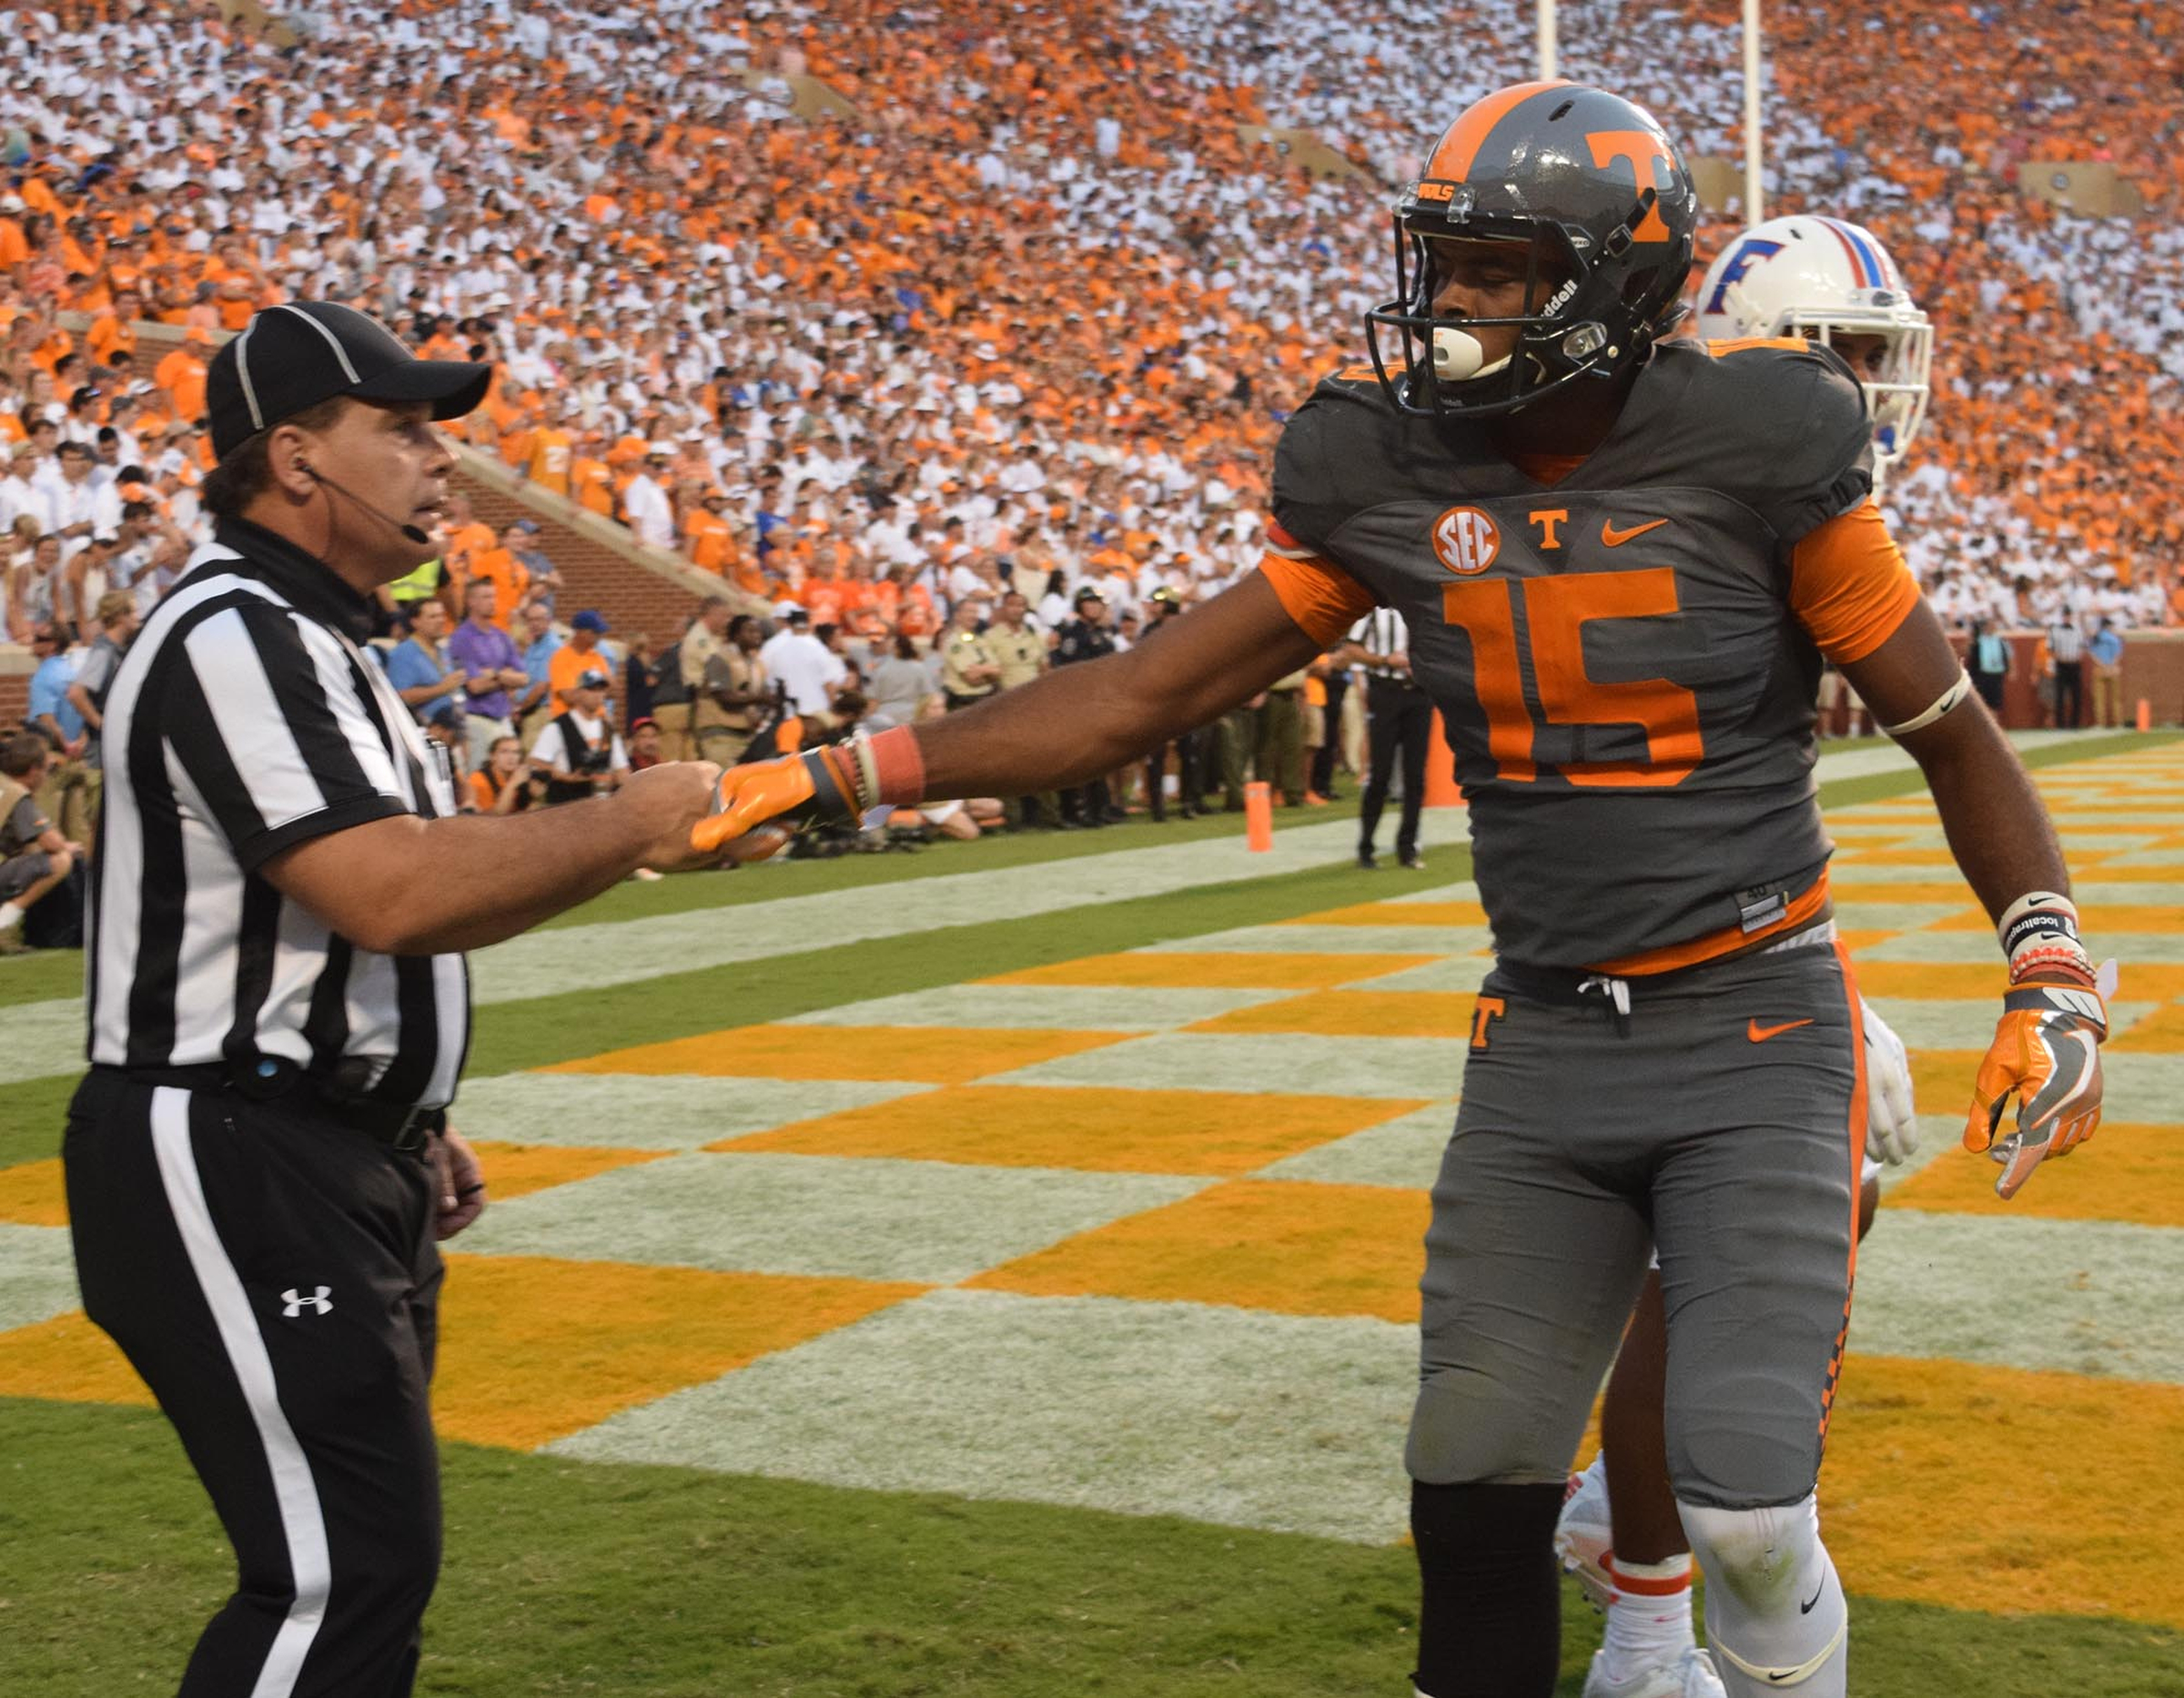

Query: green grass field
[[4, 732, 2181, 1695]]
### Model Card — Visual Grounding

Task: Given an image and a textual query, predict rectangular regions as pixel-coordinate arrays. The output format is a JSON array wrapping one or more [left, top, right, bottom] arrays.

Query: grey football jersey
[[1274, 339, 1878, 970]]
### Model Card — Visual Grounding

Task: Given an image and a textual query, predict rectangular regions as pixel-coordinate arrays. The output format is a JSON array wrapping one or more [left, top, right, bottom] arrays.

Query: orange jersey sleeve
[[1256, 523, 1377, 647], [1789, 500, 1922, 665]]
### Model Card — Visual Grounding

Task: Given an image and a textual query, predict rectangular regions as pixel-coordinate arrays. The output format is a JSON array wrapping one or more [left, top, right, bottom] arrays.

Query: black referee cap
[[206, 302, 492, 460]]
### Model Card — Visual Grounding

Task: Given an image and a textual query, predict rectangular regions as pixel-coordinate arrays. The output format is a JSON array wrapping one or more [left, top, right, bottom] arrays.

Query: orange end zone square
[[543, 1024, 1131, 1086], [1925, 903, 2184, 935], [982, 951, 1441, 991], [1824, 1353, 2184, 1631], [0, 1158, 67, 1228], [0, 1312, 152, 1409], [1886, 1123, 2184, 1228], [966, 1178, 1430, 1322], [1828, 882, 1983, 906], [465, 1143, 672, 1201], [1281, 901, 1489, 928], [1183, 991, 1473, 1040], [1845, 963, 2006, 1000], [711, 1086, 1428, 1176], [434, 1255, 925, 1450], [2108, 1002, 2184, 1054]]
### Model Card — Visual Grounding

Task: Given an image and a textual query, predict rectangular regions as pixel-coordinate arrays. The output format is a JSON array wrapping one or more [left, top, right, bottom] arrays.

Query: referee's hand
[[619, 760, 779, 871], [432, 1127, 487, 1240]]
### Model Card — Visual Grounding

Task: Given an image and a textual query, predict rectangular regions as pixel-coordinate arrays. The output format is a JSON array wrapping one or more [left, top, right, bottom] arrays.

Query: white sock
[[0, 902, 21, 931], [1601, 1552, 1695, 1683], [1577, 1450, 1608, 1491]]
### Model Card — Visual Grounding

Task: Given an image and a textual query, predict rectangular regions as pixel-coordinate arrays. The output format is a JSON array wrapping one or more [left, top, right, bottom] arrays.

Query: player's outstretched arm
[[693, 573, 1326, 854], [916, 572, 1324, 797], [1841, 600, 2108, 1198]]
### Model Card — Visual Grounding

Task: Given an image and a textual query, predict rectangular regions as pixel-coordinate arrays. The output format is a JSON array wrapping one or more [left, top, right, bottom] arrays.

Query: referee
[[1344, 605, 1433, 870], [65, 302, 727, 1697]]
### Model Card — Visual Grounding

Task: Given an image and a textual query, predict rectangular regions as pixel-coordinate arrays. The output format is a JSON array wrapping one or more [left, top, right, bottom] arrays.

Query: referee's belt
[[97, 1062, 444, 1151]]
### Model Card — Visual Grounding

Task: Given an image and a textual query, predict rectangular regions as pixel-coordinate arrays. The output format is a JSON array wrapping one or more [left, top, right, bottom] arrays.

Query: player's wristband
[[844, 725, 926, 809], [1997, 892, 2093, 986]]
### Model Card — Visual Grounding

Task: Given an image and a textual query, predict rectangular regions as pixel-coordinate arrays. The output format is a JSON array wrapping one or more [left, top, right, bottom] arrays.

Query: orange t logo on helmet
[[1584, 132, 1678, 241]]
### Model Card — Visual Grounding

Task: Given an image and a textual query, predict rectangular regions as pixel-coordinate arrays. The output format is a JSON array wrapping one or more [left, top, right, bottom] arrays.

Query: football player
[[1552, 214, 1937, 1698], [694, 82, 2109, 1698]]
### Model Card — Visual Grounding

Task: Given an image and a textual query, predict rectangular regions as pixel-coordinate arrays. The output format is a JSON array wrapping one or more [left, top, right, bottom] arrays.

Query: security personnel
[[939, 596, 999, 711], [986, 587, 1056, 825], [1139, 587, 1203, 820], [65, 301, 726, 1698], [1051, 586, 1118, 824]]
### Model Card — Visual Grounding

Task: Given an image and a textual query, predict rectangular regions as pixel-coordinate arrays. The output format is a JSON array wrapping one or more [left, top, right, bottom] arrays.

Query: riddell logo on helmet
[[1431, 506, 1501, 576]]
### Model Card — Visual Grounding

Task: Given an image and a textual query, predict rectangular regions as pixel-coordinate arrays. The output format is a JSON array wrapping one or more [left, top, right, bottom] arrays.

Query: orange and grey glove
[[690, 745, 863, 858], [1964, 894, 2114, 1200]]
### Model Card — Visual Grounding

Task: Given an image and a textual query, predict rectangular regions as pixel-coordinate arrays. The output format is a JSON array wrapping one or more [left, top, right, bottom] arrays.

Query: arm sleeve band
[[1788, 500, 1923, 664], [1879, 670, 1972, 738], [1256, 551, 1378, 647]]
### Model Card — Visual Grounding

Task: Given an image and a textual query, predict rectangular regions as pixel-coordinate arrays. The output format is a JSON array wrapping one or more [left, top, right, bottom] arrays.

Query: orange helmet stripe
[[1424, 79, 1572, 184]]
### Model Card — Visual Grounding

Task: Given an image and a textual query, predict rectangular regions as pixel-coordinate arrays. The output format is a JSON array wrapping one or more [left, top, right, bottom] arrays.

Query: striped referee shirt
[[1348, 607, 1415, 681], [87, 519, 470, 1108], [2047, 620, 2085, 665]]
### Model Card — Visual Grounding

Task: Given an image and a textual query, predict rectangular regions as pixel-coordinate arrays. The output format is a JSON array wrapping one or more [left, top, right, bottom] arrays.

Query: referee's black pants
[[1360, 676, 1434, 861], [2053, 659, 2084, 728], [66, 1070, 443, 1698]]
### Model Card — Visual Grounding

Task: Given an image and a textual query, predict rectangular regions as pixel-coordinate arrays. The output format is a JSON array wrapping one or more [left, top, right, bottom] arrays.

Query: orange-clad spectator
[[571, 432, 615, 517], [682, 488, 736, 574], [438, 493, 497, 587], [526, 412, 575, 496], [550, 609, 615, 712], [154, 328, 212, 424], [462, 525, 533, 632]]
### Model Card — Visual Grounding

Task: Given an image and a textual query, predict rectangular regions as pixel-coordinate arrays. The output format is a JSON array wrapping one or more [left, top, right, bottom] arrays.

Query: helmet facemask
[[1781, 314, 1933, 481], [1367, 190, 1685, 420]]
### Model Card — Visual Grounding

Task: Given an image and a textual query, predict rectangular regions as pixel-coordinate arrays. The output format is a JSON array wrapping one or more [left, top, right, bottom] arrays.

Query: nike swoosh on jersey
[[1748, 1017, 1815, 1043], [1601, 518, 1670, 547]]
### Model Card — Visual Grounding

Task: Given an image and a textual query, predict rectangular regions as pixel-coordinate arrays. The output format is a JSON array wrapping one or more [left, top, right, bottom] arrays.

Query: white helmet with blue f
[[1695, 215, 1931, 483]]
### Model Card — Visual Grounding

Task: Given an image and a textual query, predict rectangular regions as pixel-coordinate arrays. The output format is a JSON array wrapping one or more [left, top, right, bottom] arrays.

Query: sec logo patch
[[1431, 505, 1501, 576]]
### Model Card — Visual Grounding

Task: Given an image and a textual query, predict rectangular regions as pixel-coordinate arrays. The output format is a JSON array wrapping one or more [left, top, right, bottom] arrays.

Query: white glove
[[1863, 1000, 1918, 1166]]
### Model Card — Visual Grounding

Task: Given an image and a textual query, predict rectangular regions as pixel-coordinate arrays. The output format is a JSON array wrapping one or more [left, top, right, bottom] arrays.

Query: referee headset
[[292, 457, 433, 546]]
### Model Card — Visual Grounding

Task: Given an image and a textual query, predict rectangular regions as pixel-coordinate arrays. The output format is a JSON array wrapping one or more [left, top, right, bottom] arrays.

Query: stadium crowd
[[3, 0, 2181, 946]]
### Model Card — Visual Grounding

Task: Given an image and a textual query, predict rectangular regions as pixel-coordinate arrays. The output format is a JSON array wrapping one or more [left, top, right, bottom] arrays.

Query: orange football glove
[[690, 746, 861, 858], [1963, 974, 2109, 1200]]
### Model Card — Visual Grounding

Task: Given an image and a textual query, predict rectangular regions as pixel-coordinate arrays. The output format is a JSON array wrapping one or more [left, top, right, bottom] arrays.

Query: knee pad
[[1676, 1496, 1845, 1693]]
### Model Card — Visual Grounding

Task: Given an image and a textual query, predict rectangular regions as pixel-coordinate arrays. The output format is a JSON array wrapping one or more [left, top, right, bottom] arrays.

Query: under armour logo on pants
[[281, 1287, 333, 1318]]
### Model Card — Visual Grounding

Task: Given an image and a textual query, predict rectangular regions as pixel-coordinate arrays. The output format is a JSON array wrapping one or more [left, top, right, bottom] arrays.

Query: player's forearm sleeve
[[1255, 541, 1378, 648], [1789, 500, 1923, 664]]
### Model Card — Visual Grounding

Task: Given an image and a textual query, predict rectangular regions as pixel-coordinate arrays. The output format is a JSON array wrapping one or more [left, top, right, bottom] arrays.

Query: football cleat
[[1582, 1646, 1725, 1698], [1556, 1462, 1616, 1612]]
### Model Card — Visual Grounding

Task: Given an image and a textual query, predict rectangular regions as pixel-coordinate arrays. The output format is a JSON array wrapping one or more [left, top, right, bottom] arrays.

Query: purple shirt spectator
[[448, 617, 522, 720]]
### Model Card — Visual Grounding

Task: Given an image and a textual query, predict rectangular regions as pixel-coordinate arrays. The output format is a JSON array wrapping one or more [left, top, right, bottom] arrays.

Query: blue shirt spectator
[[385, 602, 464, 729], [28, 631, 86, 748], [2088, 624, 2125, 668]]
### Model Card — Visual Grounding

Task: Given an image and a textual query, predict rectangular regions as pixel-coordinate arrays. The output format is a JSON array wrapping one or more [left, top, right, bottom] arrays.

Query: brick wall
[[457, 473, 726, 655]]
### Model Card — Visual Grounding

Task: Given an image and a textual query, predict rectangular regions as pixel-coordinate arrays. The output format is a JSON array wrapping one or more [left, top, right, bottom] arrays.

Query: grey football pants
[[1407, 939, 1863, 1509]]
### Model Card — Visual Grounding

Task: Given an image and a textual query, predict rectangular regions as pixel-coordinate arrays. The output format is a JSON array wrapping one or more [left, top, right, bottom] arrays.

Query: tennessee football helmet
[[1695, 215, 1931, 475], [1365, 81, 1699, 419]]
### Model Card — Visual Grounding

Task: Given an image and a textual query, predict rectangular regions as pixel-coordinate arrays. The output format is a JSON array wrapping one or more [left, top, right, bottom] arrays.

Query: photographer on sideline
[[530, 666, 629, 802]]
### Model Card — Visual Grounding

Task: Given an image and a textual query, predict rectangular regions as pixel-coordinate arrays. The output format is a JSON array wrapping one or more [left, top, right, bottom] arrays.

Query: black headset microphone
[[295, 461, 433, 546]]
